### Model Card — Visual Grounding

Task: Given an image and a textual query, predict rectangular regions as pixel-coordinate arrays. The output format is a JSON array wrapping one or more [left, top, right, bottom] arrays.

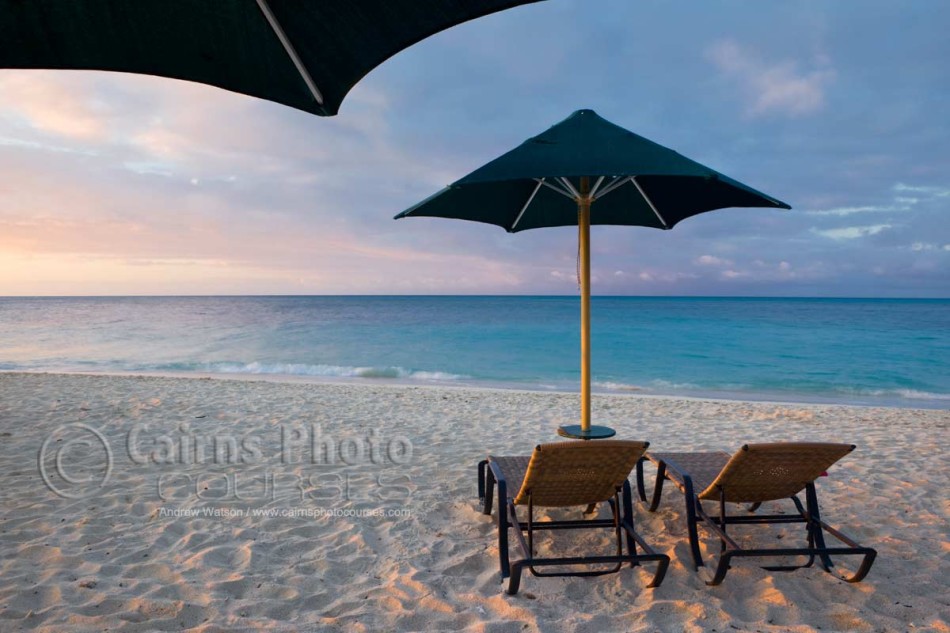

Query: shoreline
[[0, 371, 947, 631], [3, 368, 947, 412]]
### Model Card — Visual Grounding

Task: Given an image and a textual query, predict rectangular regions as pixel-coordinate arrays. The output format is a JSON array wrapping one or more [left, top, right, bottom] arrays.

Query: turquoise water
[[0, 296, 947, 408]]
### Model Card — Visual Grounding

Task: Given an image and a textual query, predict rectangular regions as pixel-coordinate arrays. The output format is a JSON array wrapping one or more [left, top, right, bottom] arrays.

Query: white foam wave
[[860, 388, 950, 401], [205, 362, 465, 382], [592, 381, 645, 392], [648, 379, 702, 391]]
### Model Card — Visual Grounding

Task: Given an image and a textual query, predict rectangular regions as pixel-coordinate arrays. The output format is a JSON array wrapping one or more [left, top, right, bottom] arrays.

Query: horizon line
[[1, 294, 947, 300]]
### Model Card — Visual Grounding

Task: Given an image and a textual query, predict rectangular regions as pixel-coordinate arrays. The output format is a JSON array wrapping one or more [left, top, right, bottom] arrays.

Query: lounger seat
[[477, 440, 669, 595], [635, 442, 876, 585]]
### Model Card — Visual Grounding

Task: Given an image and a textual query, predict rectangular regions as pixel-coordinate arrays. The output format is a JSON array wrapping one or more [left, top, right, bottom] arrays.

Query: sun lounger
[[477, 440, 669, 595], [635, 442, 876, 585]]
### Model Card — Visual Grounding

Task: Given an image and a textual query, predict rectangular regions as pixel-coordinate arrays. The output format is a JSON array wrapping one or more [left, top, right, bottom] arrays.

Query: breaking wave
[[198, 361, 466, 382]]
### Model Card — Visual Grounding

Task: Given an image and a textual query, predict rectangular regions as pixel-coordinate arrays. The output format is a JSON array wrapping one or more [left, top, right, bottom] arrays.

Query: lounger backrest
[[513, 440, 649, 507], [697, 442, 855, 502]]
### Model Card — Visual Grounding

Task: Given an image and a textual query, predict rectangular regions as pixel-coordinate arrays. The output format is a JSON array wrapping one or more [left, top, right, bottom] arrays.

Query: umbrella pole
[[558, 178, 614, 441], [578, 177, 591, 432]]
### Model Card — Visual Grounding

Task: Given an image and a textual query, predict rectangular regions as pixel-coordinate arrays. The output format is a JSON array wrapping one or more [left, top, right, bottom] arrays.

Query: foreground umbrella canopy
[[397, 109, 790, 437], [0, 0, 544, 116]]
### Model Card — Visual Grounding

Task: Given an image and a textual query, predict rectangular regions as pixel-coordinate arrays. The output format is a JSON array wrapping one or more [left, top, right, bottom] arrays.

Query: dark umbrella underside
[[402, 175, 783, 232], [0, 0, 545, 116], [399, 109, 789, 231]]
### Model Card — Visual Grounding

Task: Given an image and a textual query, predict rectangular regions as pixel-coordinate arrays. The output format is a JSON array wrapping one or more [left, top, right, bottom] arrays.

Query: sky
[[0, 0, 948, 297]]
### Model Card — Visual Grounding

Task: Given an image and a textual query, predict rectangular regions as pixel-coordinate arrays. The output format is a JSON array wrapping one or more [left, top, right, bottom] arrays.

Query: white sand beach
[[0, 372, 947, 632]]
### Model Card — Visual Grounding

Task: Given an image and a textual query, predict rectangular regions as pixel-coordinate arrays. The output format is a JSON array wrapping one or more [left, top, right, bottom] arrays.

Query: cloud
[[706, 39, 835, 118], [694, 254, 732, 266], [805, 205, 901, 217], [633, 270, 699, 284], [806, 181, 949, 225], [549, 270, 576, 283], [0, 73, 113, 141], [893, 183, 950, 197], [812, 224, 892, 240], [910, 242, 950, 252]]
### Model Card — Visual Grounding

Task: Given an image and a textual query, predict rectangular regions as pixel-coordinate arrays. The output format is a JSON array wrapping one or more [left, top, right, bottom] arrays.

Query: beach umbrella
[[0, 0, 543, 117], [396, 109, 790, 438]]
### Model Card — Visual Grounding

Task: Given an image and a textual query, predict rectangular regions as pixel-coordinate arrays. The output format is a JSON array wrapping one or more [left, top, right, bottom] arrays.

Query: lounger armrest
[[488, 460, 511, 521], [635, 457, 648, 502]]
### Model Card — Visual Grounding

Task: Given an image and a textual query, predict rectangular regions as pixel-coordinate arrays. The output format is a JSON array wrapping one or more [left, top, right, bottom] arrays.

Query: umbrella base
[[557, 425, 617, 440]]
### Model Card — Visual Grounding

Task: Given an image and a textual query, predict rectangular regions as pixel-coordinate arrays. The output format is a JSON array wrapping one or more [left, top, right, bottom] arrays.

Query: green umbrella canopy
[[396, 109, 790, 230], [397, 109, 790, 437], [0, 0, 544, 116]]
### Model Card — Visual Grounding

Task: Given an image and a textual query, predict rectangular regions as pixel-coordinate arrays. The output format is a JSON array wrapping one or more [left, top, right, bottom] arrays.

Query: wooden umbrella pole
[[578, 176, 591, 432]]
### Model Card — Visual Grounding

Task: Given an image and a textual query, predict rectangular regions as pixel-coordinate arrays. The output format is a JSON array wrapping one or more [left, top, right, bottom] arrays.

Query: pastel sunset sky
[[1, 0, 947, 296]]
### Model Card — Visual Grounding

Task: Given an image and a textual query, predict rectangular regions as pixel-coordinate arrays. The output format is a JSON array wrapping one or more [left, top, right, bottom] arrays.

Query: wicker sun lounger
[[477, 440, 669, 595], [635, 442, 877, 585]]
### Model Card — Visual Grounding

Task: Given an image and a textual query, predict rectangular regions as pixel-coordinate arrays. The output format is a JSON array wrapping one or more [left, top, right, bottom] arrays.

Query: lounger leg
[[718, 490, 729, 555], [619, 515, 670, 587], [506, 500, 533, 595], [842, 546, 877, 583], [621, 481, 639, 565], [611, 492, 625, 565], [708, 551, 735, 586], [787, 495, 817, 569], [648, 461, 667, 512], [683, 475, 704, 569], [478, 460, 490, 514], [497, 476, 510, 579], [482, 467, 502, 516], [635, 457, 648, 502], [507, 560, 525, 595], [477, 459, 486, 500], [478, 459, 488, 499], [647, 555, 670, 588], [804, 484, 834, 571]]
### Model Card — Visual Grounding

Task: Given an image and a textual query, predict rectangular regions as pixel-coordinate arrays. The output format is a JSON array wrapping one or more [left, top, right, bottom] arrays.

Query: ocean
[[0, 296, 947, 409]]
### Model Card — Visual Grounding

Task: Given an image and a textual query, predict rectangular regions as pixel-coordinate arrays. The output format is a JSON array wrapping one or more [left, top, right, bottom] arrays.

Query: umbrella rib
[[255, 0, 325, 106], [592, 176, 632, 201], [539, 179, 576, 199], [557, 177, 582, 199], [511, 179, 545, 231], [632, 177, 669, 228], [588, 176, 606, 198]]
